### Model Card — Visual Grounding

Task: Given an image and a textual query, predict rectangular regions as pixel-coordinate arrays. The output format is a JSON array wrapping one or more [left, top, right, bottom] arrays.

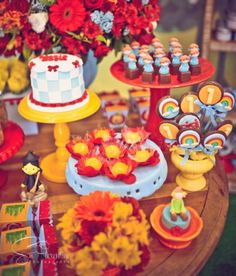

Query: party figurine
[[125, 53, 139, 79], [154, 42, 164, 52], [152, 37, 160, 48], [142, 55, 154, 83], [189, 48, 201, 75], [171, 48, 182, 75], [158, 57, 171, 84], [189, 43, 199, 51], [122, 45, 132, 70], [169, 187, 188, 221], [150, 186, 203, 249], [168, 37, 179, 53], [131, 41, 140, 57], [140, 44, 150, 53], [153, 49, 165, 72], [21, 151, 47, 207], [178, 55, 191, 82], [137, 50, 147, 69]]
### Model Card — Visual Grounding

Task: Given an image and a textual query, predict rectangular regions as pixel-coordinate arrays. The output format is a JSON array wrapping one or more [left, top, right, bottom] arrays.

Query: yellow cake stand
[[18, 91, 100, 183]]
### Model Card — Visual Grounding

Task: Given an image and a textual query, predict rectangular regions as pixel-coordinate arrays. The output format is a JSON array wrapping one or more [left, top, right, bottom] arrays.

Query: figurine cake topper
[[150, 186, 203, 249], [21, 151, 47, 206]]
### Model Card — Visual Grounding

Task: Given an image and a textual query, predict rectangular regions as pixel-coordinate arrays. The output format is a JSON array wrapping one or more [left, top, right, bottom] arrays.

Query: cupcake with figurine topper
[[66, 127, 168, 199], [158, 81, 234, 191], [150, 187, 203, 249]]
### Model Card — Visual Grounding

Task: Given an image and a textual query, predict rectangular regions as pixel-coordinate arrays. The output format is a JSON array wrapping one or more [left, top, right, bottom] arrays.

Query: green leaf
[[23, 44, 32, 62], [96, 35, 107, 44], [66, 31, 81, 40]]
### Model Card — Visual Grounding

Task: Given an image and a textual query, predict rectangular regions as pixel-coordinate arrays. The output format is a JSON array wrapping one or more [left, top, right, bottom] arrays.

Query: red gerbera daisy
[[49, 0, 86, 32]]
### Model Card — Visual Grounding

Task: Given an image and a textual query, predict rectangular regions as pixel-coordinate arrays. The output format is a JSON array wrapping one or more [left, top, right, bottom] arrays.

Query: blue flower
[[100, 11, 114, 34], [90, 10, 104, 25]]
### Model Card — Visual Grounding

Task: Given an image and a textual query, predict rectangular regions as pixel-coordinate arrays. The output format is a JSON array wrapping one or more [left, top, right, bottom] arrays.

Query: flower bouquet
[[0, 0, 160, 62], [57, 191, 150, 276]]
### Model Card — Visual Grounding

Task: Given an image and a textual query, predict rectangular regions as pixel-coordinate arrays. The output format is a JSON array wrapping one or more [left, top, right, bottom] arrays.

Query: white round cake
[[27, 53, 89, 112]]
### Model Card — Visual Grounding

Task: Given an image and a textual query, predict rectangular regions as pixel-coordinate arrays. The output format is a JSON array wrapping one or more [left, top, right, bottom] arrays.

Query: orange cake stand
[[150, 204, 203, 249], [0, 121, 24, 187], [111, 58, 215, 149], [18, 91, 100, 183]]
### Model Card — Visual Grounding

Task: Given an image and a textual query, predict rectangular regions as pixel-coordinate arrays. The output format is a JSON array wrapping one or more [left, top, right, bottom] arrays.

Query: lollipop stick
[[200, 109, 206, 133]]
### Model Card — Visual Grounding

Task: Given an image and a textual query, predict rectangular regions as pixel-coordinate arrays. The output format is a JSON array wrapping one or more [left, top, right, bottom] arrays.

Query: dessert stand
[[18, 91, 100, 183], [111, 58, 215, 148], [0, 121, 24, 187], [66, 138, 168, 199]]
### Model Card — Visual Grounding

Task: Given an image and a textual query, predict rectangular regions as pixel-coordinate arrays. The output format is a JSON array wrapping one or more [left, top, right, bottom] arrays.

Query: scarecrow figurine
[[20, 151, 47, 206], [170, 187, 188, 221]]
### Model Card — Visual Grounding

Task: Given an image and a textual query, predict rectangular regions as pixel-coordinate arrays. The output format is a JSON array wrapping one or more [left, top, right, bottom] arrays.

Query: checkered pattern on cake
[[31, 68, 85, 103]]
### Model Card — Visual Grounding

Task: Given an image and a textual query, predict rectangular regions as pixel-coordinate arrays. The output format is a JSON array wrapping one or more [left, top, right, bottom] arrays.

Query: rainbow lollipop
[[177, 129, 201, 149], [214, 91, 235, 113], [203, 131, 226, 151], [158, 97, 180, 119]]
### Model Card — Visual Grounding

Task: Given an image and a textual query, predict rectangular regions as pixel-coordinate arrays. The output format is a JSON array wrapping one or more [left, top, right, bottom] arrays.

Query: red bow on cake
[[48, 65, 59, 72]]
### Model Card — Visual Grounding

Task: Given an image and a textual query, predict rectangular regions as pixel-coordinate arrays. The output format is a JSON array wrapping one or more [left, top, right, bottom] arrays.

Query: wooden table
[[0, 110, 229, 276]]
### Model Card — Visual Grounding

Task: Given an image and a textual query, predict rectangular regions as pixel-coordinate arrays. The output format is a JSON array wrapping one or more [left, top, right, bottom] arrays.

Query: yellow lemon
[[105, 145, 121, 159], [73, 143, 89, 155], [111, 162, 129, 176], [135, 150, 150, 162], [95, 129, 110, 140], [85, 158, 102, 170]]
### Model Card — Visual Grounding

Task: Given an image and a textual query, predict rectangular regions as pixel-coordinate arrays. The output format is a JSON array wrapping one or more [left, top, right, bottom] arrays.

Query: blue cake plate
[[66, 139, 168, 200]]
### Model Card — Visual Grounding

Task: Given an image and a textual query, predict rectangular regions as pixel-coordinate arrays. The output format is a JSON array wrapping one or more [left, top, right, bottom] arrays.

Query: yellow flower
[[57, 208, 80, 243], [0, 79, 6, 93], [91, 232, 111, 251], [0, 69, 9, 81], [75, 246, 107, 276], [107, 236, 141, 269], [0, 59, 9, 70], [122, 220, 149, 246], [112, 202, 133, 225]]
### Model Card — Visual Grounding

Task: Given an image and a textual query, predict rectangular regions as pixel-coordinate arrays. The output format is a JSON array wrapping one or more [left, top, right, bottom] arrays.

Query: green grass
[[200, 195, 236, 276]]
